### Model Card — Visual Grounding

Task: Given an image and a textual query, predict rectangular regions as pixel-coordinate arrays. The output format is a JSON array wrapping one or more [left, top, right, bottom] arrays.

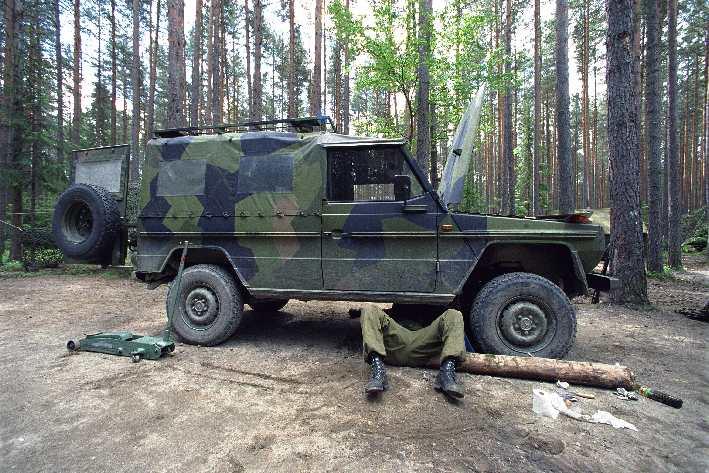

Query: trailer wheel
[[52, 184, 120, 263], [468, 272, 576, 359], [168, 265, 244, 346]]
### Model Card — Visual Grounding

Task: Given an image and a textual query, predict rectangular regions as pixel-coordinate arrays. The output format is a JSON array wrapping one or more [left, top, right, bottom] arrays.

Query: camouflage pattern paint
[[125, 124, 606, 304]]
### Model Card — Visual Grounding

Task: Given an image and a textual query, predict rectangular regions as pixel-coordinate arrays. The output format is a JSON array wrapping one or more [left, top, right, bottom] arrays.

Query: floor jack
[[66, 241, 188, 362]]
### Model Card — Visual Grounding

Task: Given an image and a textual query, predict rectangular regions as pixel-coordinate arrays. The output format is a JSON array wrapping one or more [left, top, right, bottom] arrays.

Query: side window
[[157, 159, 207, 196], [237, 154, 294, 193], [328, 147, 424, 201]]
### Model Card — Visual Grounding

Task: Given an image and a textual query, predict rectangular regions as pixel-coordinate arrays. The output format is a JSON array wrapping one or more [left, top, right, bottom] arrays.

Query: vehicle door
[[321, 145, 438, 293]]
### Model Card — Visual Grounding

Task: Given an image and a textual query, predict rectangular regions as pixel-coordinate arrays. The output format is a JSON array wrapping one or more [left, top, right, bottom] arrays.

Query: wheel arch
[[456, 241, 588, 308], [155, 245, 251, 296]]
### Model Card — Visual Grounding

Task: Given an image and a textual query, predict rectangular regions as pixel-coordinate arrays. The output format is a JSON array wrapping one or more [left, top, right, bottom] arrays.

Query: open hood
[[437, 85, 486, 208]]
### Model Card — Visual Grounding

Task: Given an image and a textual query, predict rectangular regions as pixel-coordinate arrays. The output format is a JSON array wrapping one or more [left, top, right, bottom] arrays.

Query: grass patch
[[647, 266, 678, 281], [0, 264, 133, 280]]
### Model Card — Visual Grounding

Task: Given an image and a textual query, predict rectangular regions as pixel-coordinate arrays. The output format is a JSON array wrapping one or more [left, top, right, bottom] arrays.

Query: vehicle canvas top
[[139, 130, 407, 230]]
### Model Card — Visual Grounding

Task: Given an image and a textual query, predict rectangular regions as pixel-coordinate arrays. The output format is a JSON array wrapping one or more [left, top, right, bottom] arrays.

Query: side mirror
[[393, 175, 411, 201]]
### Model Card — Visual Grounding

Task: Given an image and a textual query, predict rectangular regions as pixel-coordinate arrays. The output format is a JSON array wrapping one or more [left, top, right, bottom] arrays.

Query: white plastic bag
[[533, 389, 563, 418], [590, 410, 638, 431]]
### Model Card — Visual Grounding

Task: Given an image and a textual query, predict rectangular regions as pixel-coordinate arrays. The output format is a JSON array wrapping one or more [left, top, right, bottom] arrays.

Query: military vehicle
[[52, 90, 615, 358]]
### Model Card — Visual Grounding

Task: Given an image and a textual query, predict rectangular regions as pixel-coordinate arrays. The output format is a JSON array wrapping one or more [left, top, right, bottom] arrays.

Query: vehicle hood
[[437, 85, 486, 208]]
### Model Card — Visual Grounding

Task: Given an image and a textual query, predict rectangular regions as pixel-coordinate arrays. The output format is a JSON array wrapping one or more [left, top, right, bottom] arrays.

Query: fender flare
[[455, 241, 589, 298]]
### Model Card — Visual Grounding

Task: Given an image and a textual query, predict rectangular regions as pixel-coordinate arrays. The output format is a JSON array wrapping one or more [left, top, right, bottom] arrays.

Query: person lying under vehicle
[[355, 304, 467, 399]]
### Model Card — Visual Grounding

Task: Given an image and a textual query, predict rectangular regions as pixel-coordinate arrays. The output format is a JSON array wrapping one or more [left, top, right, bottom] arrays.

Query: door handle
[[330, 230, 349, 239]]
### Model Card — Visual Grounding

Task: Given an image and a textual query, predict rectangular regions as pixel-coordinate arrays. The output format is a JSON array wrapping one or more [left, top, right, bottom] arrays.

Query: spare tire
[[52, 183, 121, 262]]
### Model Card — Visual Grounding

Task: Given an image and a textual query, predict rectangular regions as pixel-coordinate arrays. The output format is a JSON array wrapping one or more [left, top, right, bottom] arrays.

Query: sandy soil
[[0, 256, 707, 473]]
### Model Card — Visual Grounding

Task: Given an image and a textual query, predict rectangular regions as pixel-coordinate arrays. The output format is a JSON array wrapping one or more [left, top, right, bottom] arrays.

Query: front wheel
[[167, 264, 244, 346], [468, 272, 576, 359]]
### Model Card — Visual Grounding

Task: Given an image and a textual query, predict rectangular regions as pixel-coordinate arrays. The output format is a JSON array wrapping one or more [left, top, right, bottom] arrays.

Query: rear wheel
[[248, 299, 289, 313], [168, 265, 243, 346], [468, 272, 576, 359]]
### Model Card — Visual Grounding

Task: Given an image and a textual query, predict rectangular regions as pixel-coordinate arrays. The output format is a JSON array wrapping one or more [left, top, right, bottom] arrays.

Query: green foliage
[[23, 248, 63, 270], [682, 236, 707, 254], [680, 207, 707, 241], [0, 260, 25, 272]]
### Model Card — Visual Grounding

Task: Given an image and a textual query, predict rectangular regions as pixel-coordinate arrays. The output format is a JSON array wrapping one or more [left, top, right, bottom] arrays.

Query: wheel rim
[[184, 287, 219, 327], [497, 298, 556, 352], [63, 201, 94, 243]]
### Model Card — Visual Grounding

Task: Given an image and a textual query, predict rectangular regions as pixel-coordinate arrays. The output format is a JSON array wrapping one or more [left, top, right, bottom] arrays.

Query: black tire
[[167, 264, 244, 346], [389, 303, 447, 319], [249, 299, 289, 312], [52, 184, 120, 262], [468, 272, 576, 359]]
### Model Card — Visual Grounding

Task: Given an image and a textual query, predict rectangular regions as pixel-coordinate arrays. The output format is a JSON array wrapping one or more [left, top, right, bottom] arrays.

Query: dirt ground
[[0, 256, 707, 473]]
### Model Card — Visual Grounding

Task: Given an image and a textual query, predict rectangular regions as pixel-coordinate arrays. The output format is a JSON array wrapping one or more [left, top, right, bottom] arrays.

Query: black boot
[[434, 357, 465, 399], [365, 353, 388, 394]]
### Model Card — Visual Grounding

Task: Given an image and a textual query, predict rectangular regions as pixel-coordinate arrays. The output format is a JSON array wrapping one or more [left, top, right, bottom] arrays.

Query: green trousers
[[360, 305, 466, 366]]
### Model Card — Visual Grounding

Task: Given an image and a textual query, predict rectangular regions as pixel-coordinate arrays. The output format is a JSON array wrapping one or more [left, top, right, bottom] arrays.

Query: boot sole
[[365, 382, 389, 395], [433, 382, 465, 399]]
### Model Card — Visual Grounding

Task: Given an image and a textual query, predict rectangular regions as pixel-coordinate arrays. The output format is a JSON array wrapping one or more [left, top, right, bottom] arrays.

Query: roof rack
[[153, 116, 335, 138]]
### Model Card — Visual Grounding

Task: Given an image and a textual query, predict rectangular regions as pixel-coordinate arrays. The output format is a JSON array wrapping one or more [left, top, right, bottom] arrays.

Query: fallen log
[[428, 353, 636, 390]]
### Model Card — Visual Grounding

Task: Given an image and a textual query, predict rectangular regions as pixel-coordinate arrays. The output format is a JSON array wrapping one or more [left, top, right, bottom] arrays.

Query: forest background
[[0, 0, 707, 303]]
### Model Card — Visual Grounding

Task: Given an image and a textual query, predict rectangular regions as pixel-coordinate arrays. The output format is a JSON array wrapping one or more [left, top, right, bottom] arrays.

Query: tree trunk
[[428, 353, 636, 390], [606, 0, 648, 303], [502, 0, 514, 214], [210, 0, 222, 124], [167, 0, 187, 128], [342, 0, 350, 134], [0, 0, 10, 252], [252, 0, 263, 121], [532, 0, 541, 216], [54, 0, 65, 165], [311, 0, 323, 116], [644, 0, 663, 273], [416, 0, 432, 181], [286, 0, 296, 118], [666, 0, 681, 269], [96, 1, 105, 146], [556, 0, 573, 213], [190, 0, 203, 127], [704, 24, 709, 254], [72, 0, 81, 178], [147, 0, 160, 140], [4, 0, 22, 259], [633, 0, 643, 207], [131, 0, 142, 186], [110, 0, 117, 145], [430, 101, 438, 189], [244, 0, 252, 120], [30, 8, 42, 223], [581, 0, 590, 208]]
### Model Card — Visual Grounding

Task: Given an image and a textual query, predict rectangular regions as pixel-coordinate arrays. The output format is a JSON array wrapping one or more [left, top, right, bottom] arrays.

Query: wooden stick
[[428, 353, 636, 390]]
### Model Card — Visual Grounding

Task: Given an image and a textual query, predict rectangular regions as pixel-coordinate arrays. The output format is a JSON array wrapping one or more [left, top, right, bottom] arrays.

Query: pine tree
[[54, 0, 65, 165], [252, 0, 263, 120], [131, 0, 141, 186], [666, 0, 682, 269], [556, 0, 573, 213], [311, 0, 322, 115], [606, 0, 648, 303], [532, 0, 541, 216], [644, 0, 663, 273], [415, 0, 432, 180], [190, 0, 203, 126], [167, 0, 187, 127]]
